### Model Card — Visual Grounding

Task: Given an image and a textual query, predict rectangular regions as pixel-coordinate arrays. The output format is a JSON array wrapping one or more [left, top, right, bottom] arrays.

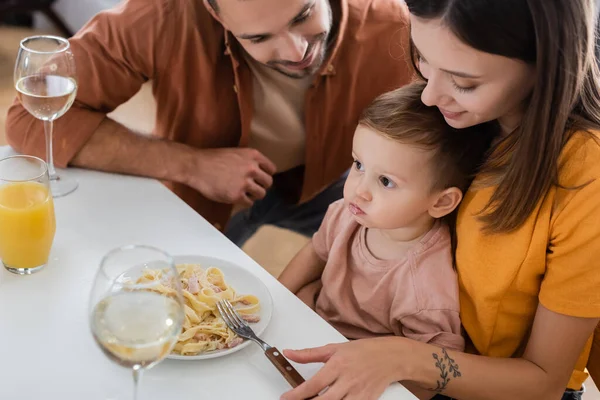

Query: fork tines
[[217, 299, 246, 331]]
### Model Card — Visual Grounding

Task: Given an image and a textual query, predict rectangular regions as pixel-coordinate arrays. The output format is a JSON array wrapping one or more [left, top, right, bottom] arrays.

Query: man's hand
[[63, 118, 276, 206], [188, 147, 277, 206]]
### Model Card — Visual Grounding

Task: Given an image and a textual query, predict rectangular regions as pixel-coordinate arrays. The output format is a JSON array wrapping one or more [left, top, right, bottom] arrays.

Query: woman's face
[[410, 15, 536, 132]]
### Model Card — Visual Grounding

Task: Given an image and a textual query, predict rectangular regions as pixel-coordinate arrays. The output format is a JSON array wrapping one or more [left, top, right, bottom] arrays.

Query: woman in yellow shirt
[[280, 1, 600, 399]]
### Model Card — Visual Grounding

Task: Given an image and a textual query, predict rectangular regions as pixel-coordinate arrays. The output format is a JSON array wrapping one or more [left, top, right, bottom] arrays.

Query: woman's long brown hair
[[405, 0, 600, 232]]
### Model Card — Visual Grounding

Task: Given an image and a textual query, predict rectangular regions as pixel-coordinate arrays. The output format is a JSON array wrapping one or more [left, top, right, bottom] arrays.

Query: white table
[[0, 147, 415, 400]]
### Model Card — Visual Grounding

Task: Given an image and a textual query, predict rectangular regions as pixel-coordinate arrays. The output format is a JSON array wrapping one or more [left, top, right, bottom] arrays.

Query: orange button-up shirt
[[5, 0, 412, 227]]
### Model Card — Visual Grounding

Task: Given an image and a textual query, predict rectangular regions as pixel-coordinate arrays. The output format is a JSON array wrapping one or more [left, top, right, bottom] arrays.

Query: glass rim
[[99, 244, 177, 288], [0, 155, 48, 183], [20, 35, 70, 55]]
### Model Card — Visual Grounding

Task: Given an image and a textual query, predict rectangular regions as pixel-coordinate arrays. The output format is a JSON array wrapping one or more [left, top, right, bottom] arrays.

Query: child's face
[[343, 125, 445, 230]]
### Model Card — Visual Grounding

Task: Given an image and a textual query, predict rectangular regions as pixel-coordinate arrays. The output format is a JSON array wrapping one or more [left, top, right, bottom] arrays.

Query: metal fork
[[217, 299, 310, 390]]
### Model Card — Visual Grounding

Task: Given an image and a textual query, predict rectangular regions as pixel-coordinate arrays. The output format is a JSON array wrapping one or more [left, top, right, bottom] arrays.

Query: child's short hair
[[360, 82, 498, 193]]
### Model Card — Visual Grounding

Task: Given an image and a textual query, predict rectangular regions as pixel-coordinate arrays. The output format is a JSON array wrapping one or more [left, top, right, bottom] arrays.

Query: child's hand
[[295, 279, 323, 310]]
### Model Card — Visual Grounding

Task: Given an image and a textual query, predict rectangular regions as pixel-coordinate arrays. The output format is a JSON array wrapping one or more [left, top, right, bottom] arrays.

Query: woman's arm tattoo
[[430, 348, 462, 393]]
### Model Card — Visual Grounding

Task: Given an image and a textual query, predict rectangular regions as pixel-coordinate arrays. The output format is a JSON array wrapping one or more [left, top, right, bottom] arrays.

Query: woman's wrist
[[377, 336, 419, 383], [382, 336, 441, 390]]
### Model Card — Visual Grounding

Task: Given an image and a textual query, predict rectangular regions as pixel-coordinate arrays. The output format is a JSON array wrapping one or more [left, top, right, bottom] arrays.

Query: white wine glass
[[89, 245, 185, 400], [14, 35, 78, 197]]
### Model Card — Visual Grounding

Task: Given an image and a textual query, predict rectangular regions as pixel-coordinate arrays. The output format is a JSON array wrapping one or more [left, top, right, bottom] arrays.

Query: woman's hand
[[281, 337, 406, 400]]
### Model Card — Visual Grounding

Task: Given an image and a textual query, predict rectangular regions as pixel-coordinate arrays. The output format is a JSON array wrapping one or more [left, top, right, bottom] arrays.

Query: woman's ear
[[428, 187, 463, 219]]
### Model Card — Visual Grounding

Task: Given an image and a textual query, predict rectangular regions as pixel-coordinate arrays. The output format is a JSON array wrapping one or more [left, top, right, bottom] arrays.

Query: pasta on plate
[[136, 263, 261, 355]]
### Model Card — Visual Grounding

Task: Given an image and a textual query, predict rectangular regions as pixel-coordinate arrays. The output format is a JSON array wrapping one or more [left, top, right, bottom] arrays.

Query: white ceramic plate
[[167, 255, 273, 361]]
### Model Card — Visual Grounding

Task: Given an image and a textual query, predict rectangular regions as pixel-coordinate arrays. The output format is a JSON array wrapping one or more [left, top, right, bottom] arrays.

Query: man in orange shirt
[[5, 0, 412, 246]]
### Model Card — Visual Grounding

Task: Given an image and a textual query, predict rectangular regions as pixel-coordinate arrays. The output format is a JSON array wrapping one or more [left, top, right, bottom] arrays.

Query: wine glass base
[[50, 175, 78, 198]]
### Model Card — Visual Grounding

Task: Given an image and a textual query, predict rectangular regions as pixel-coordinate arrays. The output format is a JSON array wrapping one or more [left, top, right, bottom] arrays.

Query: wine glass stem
[[43, 120, 57, 181], [132, 366, 143, 400]]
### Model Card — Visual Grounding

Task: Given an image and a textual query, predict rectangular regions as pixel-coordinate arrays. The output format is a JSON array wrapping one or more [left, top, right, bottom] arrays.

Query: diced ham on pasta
[[227, 337, 244, 348], [187, 275, 200, 294], [241, 314, 261, 323]]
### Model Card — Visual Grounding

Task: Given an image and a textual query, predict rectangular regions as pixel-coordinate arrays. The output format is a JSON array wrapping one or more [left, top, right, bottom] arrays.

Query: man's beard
[[265, 0, 334, 79], [266, 33, 329, 79]]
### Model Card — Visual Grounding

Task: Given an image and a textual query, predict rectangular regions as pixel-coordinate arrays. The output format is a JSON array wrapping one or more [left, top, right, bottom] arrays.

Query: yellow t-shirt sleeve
[[540, 139, 600, 318]]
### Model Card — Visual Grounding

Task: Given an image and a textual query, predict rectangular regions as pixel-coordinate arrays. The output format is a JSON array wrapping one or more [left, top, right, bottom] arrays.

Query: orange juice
[[0, 181, 56, 269]]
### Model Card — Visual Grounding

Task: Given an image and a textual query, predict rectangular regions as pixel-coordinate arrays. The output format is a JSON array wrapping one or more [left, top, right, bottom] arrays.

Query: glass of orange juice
[[0, 155, 56, 274]]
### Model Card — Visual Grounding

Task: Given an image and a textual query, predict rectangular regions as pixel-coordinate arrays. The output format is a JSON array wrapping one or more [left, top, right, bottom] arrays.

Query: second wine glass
[[14, 35, 78, 197], [89, 245, 185, 400]]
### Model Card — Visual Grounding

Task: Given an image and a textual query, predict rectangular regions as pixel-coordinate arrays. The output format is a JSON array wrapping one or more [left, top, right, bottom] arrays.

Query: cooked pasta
[[136, 263, 261, 355]]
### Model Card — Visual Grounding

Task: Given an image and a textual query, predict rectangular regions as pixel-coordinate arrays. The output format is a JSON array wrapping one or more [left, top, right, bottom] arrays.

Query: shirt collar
[[319, 0, 347, 77]]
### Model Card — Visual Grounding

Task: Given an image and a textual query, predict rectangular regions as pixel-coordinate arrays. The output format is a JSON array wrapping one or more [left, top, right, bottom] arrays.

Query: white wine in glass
[[16, 75, 76, 121], [89, 245, 185, 399], [14, 36, 78, 197], [92, 291, 183, 369]]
